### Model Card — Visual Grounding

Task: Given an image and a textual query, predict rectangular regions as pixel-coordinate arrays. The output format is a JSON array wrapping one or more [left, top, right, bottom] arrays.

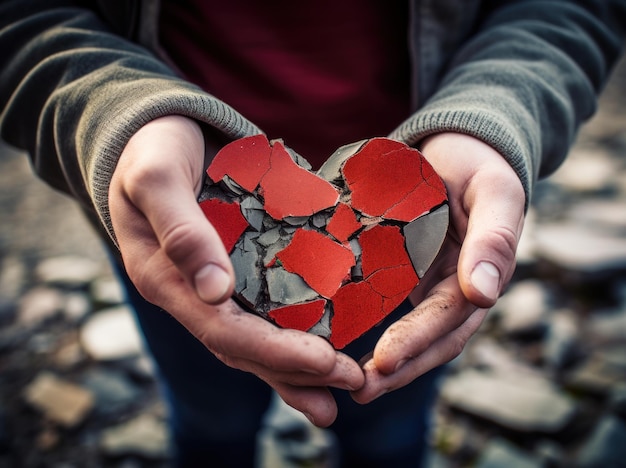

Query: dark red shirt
[[160, 0, 410, 169]]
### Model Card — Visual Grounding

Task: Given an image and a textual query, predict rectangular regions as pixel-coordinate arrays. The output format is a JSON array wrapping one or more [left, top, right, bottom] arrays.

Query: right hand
[[109, 115, 364, 427]]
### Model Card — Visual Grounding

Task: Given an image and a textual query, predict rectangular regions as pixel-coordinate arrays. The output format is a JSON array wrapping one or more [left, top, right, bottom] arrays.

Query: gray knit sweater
[[0, 0, 624, 244]]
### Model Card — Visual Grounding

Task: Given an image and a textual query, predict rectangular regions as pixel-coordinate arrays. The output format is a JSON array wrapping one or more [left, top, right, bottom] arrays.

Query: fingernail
[[194, 264, 231, 303], [303, 412, 316, 425], [471, 261, 500, 301], [394, 359, 408, 373]]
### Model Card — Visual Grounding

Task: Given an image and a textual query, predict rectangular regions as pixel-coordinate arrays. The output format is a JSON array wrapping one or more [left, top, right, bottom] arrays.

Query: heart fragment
[[199, 135, 448, 348]]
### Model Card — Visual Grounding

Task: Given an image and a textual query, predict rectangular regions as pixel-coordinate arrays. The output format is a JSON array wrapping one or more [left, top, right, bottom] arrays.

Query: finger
[[265, 379, 338, 428], [225, 351, 365, 391], [352, 308, 488, 404], [114, 118, 235, 304], [372, 275, 476, 375], [458, 165, 525, 308]]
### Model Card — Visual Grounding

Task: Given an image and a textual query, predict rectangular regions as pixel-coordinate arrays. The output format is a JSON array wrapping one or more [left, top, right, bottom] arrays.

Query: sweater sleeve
[[0, 0, 261, 244], [390, 0, 625, 207]]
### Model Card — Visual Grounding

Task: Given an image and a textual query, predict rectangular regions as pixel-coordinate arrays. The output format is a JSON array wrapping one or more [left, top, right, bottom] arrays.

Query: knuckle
[[161, 222, 205, 265]]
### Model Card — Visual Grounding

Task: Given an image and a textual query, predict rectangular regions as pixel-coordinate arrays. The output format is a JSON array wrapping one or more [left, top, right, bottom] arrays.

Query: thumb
[[111, 115, 235, 304], [457, 166, 525, 308]]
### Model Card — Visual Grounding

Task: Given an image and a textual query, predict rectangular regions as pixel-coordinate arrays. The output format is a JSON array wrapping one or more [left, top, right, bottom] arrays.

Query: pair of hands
[[109, 115, 525, 427]]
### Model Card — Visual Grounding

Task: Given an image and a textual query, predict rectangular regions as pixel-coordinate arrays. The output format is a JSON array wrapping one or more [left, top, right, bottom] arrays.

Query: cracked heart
[[199, 135, 448, 349]]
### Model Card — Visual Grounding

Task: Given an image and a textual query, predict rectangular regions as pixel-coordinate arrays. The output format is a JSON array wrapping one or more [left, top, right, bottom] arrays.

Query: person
[[0, 1, 624, 466]]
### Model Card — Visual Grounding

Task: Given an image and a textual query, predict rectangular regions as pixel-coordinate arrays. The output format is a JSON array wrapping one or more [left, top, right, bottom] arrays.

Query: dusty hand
[[353, 132, 525, 403], [109, 115, 363, 426]]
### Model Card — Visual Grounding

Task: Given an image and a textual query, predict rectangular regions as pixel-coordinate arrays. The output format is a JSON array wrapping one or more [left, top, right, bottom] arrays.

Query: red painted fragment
[[366, 264, 418, 302], [207, 134, 272, 192], [326, 203, 361, 242], [199, 198, 249, 253], [276, 229, 355, 299], [259, 141, 339, 220], [268, 299, 326, 332], [385, 158, 447, 221], [343, 141, 436, 220], [330, 282, 385, 349], [359, 225, 411, 278]]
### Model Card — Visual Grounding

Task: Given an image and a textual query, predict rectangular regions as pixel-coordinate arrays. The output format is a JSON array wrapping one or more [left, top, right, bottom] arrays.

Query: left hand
[[352, 132, 525, 403]]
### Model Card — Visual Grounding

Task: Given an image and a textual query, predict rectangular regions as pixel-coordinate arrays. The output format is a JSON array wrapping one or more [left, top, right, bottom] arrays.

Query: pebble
[[80, 306, 144, 360], [441, 369, 576, 433], [575, 415, 626, 468], [475, 438, 542, 468], [492, 280, 550, 336], [35, 255, 102, 287], [534, 223, 626, 274], [543, 309, 580, 370], [23, 372, 94, 428], [99, 414, 170, 459], [90, 276, 126, 305], [565, 346, 626, 396], [80, 369, 141, 417], [17, 287, 65, 327]]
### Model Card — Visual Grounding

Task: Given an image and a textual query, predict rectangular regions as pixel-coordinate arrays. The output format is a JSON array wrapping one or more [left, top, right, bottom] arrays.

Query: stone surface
[[493, 280, 550, 336], [534, 223, 626, 273], [80, 369, 142, 416], [576, 416, 626, 468], [441, 370, 576, 433], [23, 372, 94, 428], [35, 255, 102, 287], [99, 414, 170, 459], [17, 286, 65, 327], [80, 306, 143, 360], [475, 438, 542, 468], [201, 135, 448, 348]]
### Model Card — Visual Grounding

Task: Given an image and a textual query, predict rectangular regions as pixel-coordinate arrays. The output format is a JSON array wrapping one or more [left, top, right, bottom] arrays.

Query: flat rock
[[17, 287, 64, 327], [576, 416, 626, 468], [475, 438, 542, 468], [492, 280, 550, 335], [441, 370, 576, 433], [35, 255, 102, 287], [80, 369, 141, 416], [565, 346, 626, 396], [90, 276, 125, 305], [23, 372, 94, 428], [80, 306, 143, 360], [99, 414, 170, 459], [534, 223, 626, 274]]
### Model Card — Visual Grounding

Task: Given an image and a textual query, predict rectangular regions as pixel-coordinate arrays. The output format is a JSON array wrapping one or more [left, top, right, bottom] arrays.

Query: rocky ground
[[1, 55, 625, 467]]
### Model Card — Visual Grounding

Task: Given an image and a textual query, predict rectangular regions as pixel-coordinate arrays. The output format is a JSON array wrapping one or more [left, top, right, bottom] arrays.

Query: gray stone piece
[[307, 308, 332, 340], [441, 369, 576, 433], [266, 267, 319, 305], [317, 139, 366, 183], [23, 372, 94, 428], [476, 438, 542, 468], [240, 196, 265, 231], [100, 414, 171, 460], [35, 255, 102, 287], [403, 204, 449, 278], [80, 306, 144, 361], [80, 369, 141, 417], [576, 415, 626, 468], [222, 174, 245, 195], [231, 235, 263, 308], [492, 280, 550, 336], [257, 227, 282, 247]]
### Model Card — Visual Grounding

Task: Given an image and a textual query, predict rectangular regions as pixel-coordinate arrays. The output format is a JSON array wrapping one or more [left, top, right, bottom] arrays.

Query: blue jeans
[[116, 262, 442, 467]]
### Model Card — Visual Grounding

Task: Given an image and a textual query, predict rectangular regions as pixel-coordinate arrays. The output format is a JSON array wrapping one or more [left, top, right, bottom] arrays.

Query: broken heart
[[199, 135, 448, 349]]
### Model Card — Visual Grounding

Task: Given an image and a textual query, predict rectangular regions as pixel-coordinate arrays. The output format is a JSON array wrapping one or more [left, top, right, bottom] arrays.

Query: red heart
[[199, 135, 448, 349]]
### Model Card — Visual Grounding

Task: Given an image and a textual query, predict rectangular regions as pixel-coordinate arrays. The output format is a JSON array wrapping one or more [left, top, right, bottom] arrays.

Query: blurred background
[[0, 55, 625, 468]]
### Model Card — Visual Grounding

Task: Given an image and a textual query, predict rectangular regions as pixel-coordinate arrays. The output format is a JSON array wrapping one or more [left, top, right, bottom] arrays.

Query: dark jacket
[[0, 0, 624, 243]]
